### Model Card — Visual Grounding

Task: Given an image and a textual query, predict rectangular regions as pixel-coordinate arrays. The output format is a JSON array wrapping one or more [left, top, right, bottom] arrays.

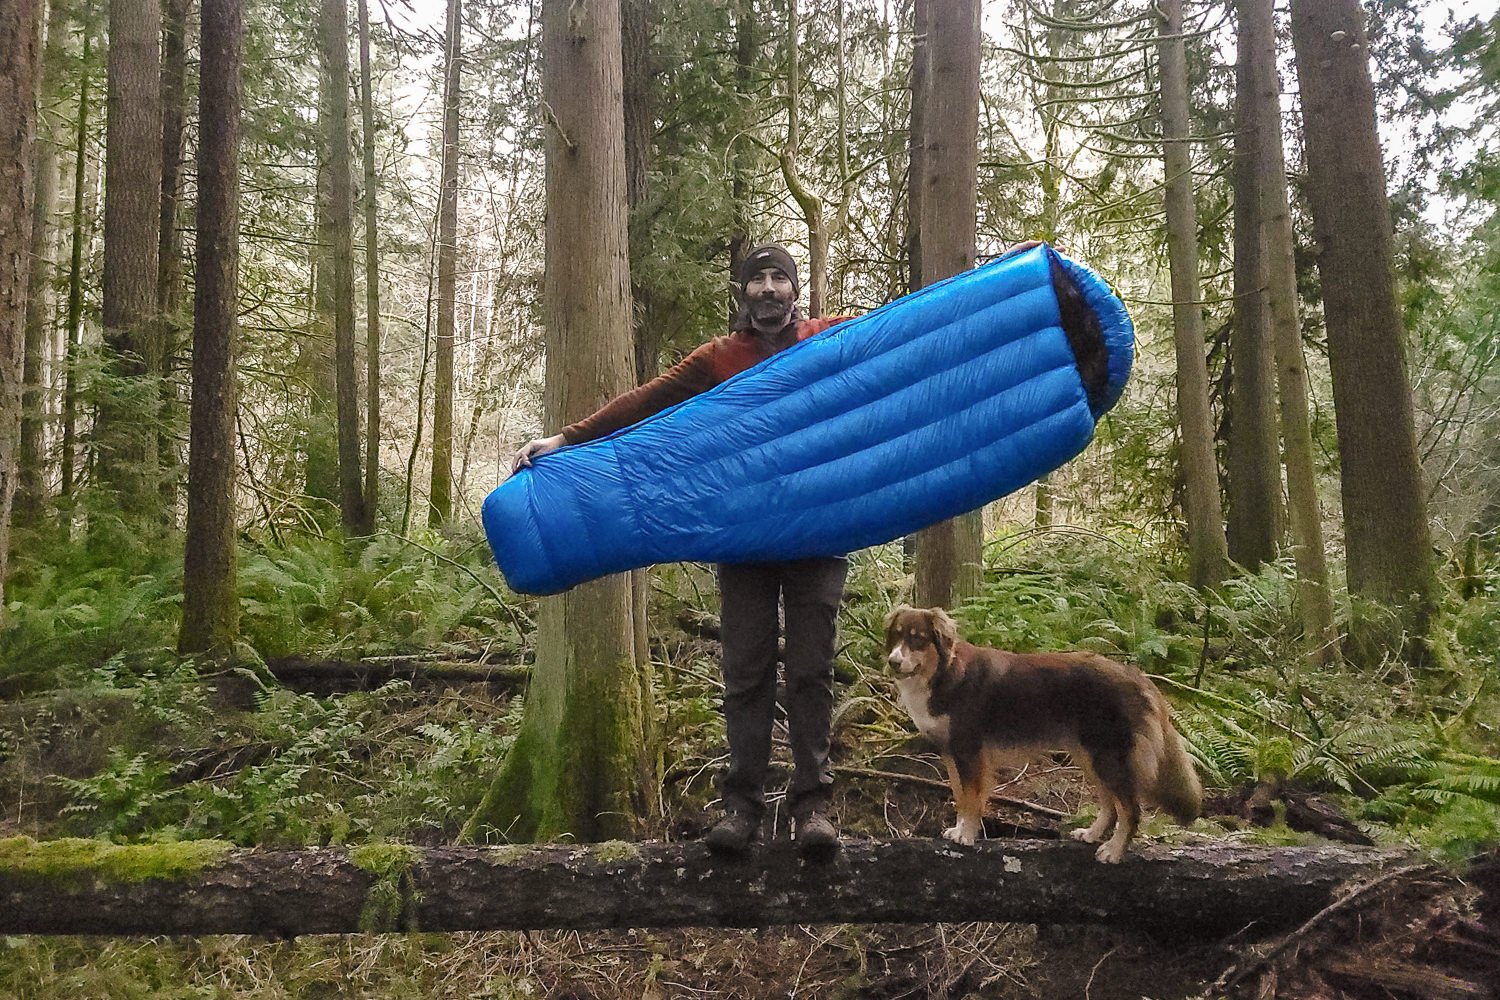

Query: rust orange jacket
[[561, 316, 854, 445]]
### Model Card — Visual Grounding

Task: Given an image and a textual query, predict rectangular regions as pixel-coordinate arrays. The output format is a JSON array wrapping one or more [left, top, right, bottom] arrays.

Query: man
[[512, 244, 853, 860]]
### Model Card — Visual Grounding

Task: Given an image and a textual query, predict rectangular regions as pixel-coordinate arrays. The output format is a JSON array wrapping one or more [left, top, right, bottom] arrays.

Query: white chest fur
[[895, 676, 949, 746]]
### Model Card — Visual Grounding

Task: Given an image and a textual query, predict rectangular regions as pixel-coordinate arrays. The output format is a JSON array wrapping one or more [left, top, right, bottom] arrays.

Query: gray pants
[[715, 556, 848, 820]]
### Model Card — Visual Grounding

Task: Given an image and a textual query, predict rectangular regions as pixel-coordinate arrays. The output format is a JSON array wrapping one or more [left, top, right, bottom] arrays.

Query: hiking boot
[[795, 811, 840, 861], [705, 811, 759, 856]]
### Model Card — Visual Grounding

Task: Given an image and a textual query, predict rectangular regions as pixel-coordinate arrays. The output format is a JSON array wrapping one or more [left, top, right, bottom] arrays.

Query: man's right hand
[[511, 433, 567, 474]]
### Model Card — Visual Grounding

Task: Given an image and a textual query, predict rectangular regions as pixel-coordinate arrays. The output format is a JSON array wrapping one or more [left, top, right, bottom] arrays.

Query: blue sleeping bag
[[484, 244, 1133, 595]]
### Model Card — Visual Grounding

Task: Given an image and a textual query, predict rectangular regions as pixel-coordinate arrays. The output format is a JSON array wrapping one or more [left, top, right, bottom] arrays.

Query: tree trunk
[[16, 0, 63, 529], [727, 0, 754, 324], [60, 27, 92, 504], [98, 0, 163, 517], [912, 0, 982, 610], [356, 0, 380, 535], [319, 0, 364, 534], [906, 0, 926, 298], [304, 157, 339, 506], [155, 0, 192, 516], [0, 838, 1414, 937], [1288, 0, 1437, 667], [179, 0, 241, 658], [778, 0, 827, 319], [157, 0, 189, 316], [428, 0, 460, 527], [464, 0, 648, 844], [0, 0, 44, 610], [1245, 0, 1339, 665], [1156, 0, 1228, 589], [1226, 0, 1282, 571]]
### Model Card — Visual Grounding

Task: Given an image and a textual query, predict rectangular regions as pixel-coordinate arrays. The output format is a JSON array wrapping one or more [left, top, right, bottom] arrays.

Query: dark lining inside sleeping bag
[[1051, 254, 1110, 411]]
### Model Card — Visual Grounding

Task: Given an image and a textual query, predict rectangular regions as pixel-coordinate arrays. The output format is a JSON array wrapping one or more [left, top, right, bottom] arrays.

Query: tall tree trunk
[[1156, 0, 1228, 589], [0, 0, 45, 610], [319, 0, 364, 533], [727, 0, 754, 322], [157, 0, 189, 316], [98, 0, 163, 517], [906, 0, 926, 299], [155, 0, 192, 515], [621, 0, 658, 799], [428, 0, 460, 527], [1244, 0, 1338, 665], [1031, 0, 1070, 530], [1288, 0, 1438, 666], [779, 0, 826, 318], [912, 0, 982, 610], [465, 0, 648, 844], [60, 27, 92, 504], [302, 152, 342, 507], [1226, 1, 1282, 570], [17, 0, 66, 528], [356, 0, 380, 534], [180, 0, 241, 657]]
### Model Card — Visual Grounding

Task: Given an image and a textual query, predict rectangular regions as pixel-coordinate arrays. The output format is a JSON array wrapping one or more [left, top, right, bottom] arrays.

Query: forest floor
[[2, 648, 1496, 1000]]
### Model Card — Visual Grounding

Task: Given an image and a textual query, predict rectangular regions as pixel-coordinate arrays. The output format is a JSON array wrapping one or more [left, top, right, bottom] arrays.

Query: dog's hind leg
[[1088, 752, 1140, 863]]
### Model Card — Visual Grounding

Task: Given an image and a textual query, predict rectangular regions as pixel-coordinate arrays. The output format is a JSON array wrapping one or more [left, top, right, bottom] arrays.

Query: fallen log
[[263, 655, 530, 692], [0, 836, 1412, 938]]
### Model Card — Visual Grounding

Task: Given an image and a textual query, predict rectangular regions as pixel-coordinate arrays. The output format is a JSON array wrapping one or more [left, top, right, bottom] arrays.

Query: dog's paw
[[1070, 828, 1101, 845], [942, 825, 976, 846], [1094, 842, 1126, 864]]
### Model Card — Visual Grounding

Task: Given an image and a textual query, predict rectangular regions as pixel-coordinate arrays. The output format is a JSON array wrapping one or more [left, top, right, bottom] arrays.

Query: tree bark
[[155, 0, 192, 515], [464, 0, 648, 844], [1288, 0, 1438, 667], [727, 0, 754, 323], [59, 27, 92, 504], [98, 0, 163, 517], [356, 0, 380, 535], [1156, 0, 1229, 589], [0, 0, 45, 610], [157, 0, 190, 317], [0, 839, 1414, 937], [179, 0, 241, 658], [779, 0, 827, 319], [1245, 0, 1339, 665], [264, 654, 528, 692], [912, 0, 982, 610], [319, 0, 365, 534], [16, 0, 64, 529], [428, 0, 460, 527], [1226, 0, 1282, 571]]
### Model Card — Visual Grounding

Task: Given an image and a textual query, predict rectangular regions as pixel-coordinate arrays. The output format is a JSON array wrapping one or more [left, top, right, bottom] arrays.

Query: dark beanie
[[740, 244, 800, 298]]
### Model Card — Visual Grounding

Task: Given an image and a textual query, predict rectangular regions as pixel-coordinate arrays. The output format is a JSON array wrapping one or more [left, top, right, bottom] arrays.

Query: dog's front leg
[[942, 755, 985, 846]]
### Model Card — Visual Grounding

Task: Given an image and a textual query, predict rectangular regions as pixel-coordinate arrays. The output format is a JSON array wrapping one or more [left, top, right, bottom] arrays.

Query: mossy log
[[0, 836, 1416, 938], [264, 655, 530, 692]]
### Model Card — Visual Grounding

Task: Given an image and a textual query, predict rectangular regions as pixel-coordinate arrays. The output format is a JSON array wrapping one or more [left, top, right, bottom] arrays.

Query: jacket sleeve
[[561, 341, 723, 445]]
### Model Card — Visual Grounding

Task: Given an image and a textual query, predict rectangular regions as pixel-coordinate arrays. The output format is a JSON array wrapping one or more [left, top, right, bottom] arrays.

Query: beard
[[748, 294, 793, 328]]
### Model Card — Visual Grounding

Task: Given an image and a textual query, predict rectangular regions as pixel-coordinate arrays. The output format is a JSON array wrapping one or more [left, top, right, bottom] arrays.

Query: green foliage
[[0, 836, 233, 885]]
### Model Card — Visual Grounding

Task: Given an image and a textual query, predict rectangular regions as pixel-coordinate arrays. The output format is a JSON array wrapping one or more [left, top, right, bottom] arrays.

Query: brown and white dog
[[883, 605, 1201, 862]]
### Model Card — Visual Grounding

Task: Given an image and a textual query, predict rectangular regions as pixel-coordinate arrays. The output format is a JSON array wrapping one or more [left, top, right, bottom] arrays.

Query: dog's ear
[[883, 604, 912, 635], [928, 607, 960, 658]]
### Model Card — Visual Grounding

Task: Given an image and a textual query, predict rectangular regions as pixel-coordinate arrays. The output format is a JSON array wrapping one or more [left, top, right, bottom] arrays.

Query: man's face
[[745, 266, 795, 326]]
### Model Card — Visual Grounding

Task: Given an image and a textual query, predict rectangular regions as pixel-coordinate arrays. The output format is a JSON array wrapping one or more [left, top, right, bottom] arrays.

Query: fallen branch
[[0, 837, 1412, 937]]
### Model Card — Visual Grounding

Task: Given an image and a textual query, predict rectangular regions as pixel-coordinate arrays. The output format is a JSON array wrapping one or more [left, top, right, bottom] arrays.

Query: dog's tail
[[1152, 701, 1203, 825]]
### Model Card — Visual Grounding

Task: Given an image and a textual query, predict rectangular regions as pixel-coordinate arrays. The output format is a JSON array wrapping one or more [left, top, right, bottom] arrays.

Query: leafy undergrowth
[[1, 531, 1498, 996]]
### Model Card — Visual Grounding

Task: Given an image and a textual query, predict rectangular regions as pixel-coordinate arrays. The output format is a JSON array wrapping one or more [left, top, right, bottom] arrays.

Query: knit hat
[[739, 243, 800, 299]]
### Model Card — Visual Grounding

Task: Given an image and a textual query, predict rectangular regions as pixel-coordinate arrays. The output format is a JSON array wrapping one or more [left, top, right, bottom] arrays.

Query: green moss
[[0, 837, 234, 887], [590, 840, 641, 865], [481, 845, 532, 865], [349, 843, 422, 933]]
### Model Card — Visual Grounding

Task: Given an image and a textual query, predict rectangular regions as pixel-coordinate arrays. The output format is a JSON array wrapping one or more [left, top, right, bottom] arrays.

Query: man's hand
[[511, 433, 567, 474], [999, 239, 1044, 259]]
